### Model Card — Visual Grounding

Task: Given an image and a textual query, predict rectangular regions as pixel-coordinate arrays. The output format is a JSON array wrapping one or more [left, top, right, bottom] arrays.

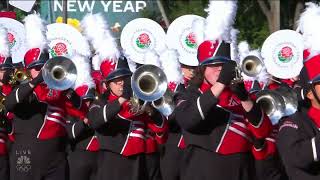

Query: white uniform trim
[[312, 137, 318, 161], [228, 126, 252, 142], [15, 88, 20, 103], [197, 97, 205, 120], [72, 124, 76, 139], [103, 105, 107, 122], [46, 117, 66, 127]]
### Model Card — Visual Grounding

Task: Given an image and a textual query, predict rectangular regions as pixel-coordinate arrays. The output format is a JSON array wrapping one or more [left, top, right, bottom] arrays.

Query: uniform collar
[[308, 106, 320, 128], [108, 92, 119, 102], [199, 82, 211, 93]]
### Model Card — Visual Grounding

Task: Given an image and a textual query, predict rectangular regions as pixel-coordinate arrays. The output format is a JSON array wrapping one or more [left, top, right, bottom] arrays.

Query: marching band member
[[0, 27, 14, 180], [65, 55, 99, 180], [277, 3, 320, 179], [87, 57, 149, 180], [141, 51, 168, 180], [173, 1, 272, 179], [4, 14, 82, 180], [158, 49, 186, 180]]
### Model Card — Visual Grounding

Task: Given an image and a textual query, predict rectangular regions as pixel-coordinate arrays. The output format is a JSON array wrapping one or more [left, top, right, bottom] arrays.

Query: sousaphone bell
[[42, 56, 77, 90]]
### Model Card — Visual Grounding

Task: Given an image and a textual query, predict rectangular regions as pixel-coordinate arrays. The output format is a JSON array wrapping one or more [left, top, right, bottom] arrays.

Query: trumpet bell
[[241, 55, 264, 77], [256, 90, 285, 125], [152, 90, 175, 116], [42, 56, 77, 90], [131, 64, 167, 102]]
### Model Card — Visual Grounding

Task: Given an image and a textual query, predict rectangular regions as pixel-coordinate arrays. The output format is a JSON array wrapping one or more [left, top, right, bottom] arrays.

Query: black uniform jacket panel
[[66, 116, 95, 150], [174, 87, 232, 151], [277, 108, 320, 180], [87, 95, 131, 153], [4, 84, 48, 135]]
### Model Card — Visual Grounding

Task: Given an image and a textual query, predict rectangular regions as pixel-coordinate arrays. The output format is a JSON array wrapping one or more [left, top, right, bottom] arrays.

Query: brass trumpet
[[0, 95, 6, 112], [9, 69, 31, 85]]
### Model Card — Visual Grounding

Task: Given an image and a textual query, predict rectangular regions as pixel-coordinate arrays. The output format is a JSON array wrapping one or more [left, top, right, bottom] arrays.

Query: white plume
[[297, 2, 320, 53], [91, 54, 100, 71], [230, 28, 239, 62], [204, 0, 238, 41], [0, 28, 9, 57], [238, 41, 250, 62], [192, 18, 205, 45], [72, 54, 95, 89], [24, 13, 47, 50], [159, 49, 183, 84], [81, 13, 119, 61], [144, 50, 161, 67], [127, 57, 137, 72]]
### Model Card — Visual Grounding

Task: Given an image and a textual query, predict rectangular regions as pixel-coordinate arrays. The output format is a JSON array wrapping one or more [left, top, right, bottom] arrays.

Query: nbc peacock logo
[[136, 33, 151, 49], [185, 32, 197, 49], [277, 46, 293, 63], [7, 33, 16, 49]]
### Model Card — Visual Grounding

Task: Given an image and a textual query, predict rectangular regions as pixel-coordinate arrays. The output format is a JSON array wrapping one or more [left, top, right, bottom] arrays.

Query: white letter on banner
[[123, 1, 134, 12], [67, 0, 77, 12], [136, 1, 147, 12], [113, 1, 123, 13], [100, 1, 112, 12], [78, 0, 96, 12], [53, 0, 63, 11]]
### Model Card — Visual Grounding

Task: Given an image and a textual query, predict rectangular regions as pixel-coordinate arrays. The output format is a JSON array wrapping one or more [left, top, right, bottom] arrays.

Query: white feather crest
[[192, 18, 205, 45], [238, 41, 250, 62], [0, 28, 9, 57], [160, 49, 183, 84], [230, 28, 239, 62], [127, 57, 137, 72], [72, 54, 95, 89], [204, 0, 238, 41], [91, 54, 100, 70], [81, 13, 119, 60], [144, 50, 161, 67], [24, 13, 47, 50], [297, 2, 320, 53]]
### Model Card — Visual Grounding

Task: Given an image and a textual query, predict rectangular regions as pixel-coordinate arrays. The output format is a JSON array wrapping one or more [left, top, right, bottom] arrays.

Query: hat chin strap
[[311, 85, 320, 106]]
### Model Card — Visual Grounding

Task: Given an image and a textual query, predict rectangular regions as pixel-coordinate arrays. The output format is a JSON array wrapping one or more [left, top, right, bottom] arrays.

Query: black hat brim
[[200, 56, 230, 66], [27, 60, 46, 70], [105, 68, 132, 83], [0, 63, 14, 70]]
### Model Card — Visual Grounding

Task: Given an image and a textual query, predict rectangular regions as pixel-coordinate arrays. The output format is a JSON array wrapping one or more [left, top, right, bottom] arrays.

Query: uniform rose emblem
[[278, 46, 293, 63], [136, 33, 151, 49], [50, 42, 68, 57], [185, 33, 197, 49], [7, 33, 16, 49]]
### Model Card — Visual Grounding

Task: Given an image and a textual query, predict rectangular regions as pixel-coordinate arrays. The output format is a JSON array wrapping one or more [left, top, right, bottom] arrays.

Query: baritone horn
[[152, 89, 175, 117], [42, 56, 77, 90], [256, 86, 298, 125], [10, 69, 31, 85], [0, 95, 5, 112], [241, 55, 264, 77], [130, 64, 168, 114]]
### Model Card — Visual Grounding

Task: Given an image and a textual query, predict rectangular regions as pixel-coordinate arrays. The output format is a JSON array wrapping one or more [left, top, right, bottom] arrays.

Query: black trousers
[[160, 145, 184, 180], [145, 152, 162, 180], [0, 155, 9, 180], [68, 150, 98, 180], [9, 137, 68, 180], [181, 146, 254, 180], [96, 150, 147, 180]]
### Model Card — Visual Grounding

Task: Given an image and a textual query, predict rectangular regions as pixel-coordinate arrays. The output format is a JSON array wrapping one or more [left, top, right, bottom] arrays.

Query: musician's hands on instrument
[[217, 61, 237, 86], [230, 80, 249, 101], [29, 70, 43, 87]]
